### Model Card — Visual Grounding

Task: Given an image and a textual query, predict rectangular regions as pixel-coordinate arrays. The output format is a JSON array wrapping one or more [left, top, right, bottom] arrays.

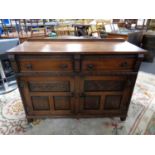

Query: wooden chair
[[89, 20, 104, 37], [55, 24, 74, 36], [31, 27, 47, 38]]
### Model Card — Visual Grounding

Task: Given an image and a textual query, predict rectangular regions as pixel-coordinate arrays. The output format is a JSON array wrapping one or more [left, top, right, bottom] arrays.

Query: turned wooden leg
[[120, 116, 126, 121], [27, 118, 34, 123]]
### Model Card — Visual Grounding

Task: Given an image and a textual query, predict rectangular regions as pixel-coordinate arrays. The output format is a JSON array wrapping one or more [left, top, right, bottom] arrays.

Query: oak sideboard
[[8, 39, 147, 122]]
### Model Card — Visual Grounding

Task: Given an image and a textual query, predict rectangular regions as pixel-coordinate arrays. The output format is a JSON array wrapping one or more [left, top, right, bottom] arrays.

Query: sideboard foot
[[120, 116, 126, 121]]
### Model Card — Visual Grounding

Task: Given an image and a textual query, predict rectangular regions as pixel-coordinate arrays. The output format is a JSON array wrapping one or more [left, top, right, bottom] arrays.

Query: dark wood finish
[[27, 38, 126, 42], [8, 40, 146, 121], [107, 33, 128, 40], [81, 55, 137, 72], [8, 39, 146, 54], [18, 76, 75, 116], [17, 55, 73, 73], [78, 75, 136, 117]]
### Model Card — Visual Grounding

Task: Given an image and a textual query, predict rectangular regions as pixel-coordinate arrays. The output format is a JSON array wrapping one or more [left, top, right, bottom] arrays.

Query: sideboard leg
[[120, 116, 126, 121]]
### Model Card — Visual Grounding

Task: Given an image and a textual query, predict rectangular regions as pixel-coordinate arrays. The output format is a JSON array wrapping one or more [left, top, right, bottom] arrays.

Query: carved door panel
[[18, 76, 75, 116], [79, 75, 135, 115]]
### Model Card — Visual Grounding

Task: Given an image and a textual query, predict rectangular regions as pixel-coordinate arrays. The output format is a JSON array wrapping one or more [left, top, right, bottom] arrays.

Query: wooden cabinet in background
[[8, 39, 147, 122]]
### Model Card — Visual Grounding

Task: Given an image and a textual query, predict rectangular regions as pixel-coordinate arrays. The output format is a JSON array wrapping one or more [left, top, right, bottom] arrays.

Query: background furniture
[[0, 38, 19, 94], [106, 30, 143, 46], [0, 19, 152, 43], [142, 32, 155, 62], [146, 19, 155, 31], [8, 39, 146, 122], [73, 24, 91, 36]]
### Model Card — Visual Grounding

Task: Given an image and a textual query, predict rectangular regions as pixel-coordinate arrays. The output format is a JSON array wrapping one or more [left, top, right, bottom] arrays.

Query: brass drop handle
[[26, 64, 33, 70], [120, 62, 128, 68], [87, 64, 94, 71], [60, 64, 68, 69], [70, 92, 74, 97]]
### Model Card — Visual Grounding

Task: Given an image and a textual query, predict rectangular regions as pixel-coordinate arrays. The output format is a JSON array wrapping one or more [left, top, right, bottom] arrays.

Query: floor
[[0, 59, 155, 135]]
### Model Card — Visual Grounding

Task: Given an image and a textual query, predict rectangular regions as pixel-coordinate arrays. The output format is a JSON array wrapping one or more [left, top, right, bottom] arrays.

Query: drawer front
[[17, 55, 73, 72], [81, 55, 137, 72]]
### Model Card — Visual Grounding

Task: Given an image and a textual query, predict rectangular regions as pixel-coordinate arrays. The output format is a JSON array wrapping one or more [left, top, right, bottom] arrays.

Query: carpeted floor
[[0, 60, 155, 135]]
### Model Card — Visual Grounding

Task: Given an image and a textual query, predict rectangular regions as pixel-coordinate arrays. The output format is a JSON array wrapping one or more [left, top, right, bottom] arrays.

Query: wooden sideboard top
[[107, 30, 141, 35], [8, 40, 147, 55]]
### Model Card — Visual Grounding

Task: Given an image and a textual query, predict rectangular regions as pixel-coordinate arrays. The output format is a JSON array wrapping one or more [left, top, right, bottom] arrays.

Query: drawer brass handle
[[87, 64, 94, 71], [120, 62, 128, 68], [26, 64, 32, 70], [60, 64, 68, 69], [70, 92, 74, 97]]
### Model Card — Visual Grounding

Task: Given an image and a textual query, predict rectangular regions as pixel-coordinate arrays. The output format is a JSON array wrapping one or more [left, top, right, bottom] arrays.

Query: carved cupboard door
[[18, 76, 75, 116], [78, 75, 136, 116]]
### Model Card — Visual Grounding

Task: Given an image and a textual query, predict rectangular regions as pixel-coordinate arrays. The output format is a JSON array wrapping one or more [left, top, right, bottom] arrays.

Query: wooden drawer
[[17, 55, 73, 72], [81, 55, 137, 72]]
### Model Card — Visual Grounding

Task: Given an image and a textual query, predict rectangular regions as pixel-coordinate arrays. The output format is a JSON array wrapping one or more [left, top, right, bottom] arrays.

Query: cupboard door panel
[[83, 96, 100, 110], [29, 81, 70, 92], [18, 76, 75, 116], [84, 80, 125, 91], [79, 75, 135, 115], [104, 95, 122, 110], [54, 96, 71, 110], [31, 96, 50, 111]]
